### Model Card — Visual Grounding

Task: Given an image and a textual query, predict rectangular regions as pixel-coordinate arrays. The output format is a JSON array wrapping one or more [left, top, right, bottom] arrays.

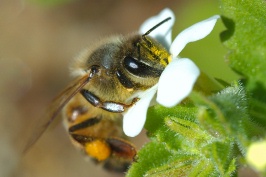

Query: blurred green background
[[0, 0, 239, 177]]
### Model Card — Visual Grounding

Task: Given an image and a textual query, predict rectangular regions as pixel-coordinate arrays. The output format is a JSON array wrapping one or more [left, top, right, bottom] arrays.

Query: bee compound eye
[[123, 56, 144, 75], [123, 56, 162, 77]]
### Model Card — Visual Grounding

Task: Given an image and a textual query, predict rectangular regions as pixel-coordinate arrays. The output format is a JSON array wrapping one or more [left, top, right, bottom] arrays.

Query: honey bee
[[25, 17, 172, 172]]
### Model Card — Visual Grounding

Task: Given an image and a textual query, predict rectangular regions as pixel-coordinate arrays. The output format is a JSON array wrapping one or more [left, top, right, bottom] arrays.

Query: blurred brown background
[[0, 0, 257, 177]]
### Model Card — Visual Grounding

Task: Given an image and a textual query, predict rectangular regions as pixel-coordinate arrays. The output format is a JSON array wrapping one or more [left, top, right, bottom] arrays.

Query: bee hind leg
[[70, 133, 136, 172], [106, 137, 136, 159], [104, 137, 136, 172]]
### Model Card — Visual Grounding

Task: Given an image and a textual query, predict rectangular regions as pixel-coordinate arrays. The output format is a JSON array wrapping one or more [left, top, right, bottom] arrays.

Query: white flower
[[247, 140, 266, 171], [123, 8, 220, 137]]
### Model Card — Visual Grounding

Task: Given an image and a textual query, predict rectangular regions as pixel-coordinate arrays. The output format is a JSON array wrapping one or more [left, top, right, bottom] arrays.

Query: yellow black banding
[[138, 36, 171, 68]]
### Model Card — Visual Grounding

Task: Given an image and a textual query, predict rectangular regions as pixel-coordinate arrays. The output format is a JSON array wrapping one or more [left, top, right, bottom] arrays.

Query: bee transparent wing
[[23, 73, 92, 153]]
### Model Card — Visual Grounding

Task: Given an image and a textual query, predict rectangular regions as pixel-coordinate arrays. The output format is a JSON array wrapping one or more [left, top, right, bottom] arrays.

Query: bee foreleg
[[80, 89, 139, 113]]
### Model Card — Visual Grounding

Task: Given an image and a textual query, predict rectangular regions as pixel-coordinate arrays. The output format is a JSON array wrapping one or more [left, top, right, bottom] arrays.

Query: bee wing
[[23, 74, 91, 153]]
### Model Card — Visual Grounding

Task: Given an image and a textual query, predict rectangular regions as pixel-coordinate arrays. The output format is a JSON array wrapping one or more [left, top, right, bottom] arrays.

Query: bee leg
[[68, 116, 113, 161], [71, 133, 111, 162], [70, 134, 136, 160], [80, 89, 139, 113], [70, 133, 94, 144], [106, 137, 136, 159], [103, 137, 136, 172], [71, 133, 136, 172]]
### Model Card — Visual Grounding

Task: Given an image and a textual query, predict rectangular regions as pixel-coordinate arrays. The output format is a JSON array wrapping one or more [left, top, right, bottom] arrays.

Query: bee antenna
[[143, 17, 171, 37]]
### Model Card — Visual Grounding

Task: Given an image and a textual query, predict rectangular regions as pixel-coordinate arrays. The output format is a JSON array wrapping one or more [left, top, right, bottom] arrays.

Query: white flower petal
[[123, 85, 158, 137], [170, 15, 220, 57], [157, 58, 200, 107], [139, 8, 175, 48]]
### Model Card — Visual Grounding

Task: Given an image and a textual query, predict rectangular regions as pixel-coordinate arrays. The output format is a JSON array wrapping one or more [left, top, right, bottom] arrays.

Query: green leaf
[[128, 85, 250, 176], [202, 141, 235, 176], [220, 0, 266, 127], [220, 0, 266, 84], [143, 154, 196, 177], [192, 84, 265, 150], [126, 141, 174, 177], [145, 104, 198, 151]]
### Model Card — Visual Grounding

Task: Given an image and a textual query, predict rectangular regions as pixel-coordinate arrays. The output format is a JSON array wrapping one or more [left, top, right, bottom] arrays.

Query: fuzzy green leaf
[[144, 104, 198, 151], [220, 0, 266, 84], [126, 141, 174, 177], [127, 84, 263, 176], [220, 0, 266, 127], [191, 84, 265, 150]]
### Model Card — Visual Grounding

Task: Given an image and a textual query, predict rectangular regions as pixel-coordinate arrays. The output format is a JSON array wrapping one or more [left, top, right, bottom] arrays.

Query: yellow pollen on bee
[[159, 53, 171, 67], [168, 56, 172, 63], [85, 140, 111, 161], [150, 48, 171, 66], [153, 48, 161, 56]]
